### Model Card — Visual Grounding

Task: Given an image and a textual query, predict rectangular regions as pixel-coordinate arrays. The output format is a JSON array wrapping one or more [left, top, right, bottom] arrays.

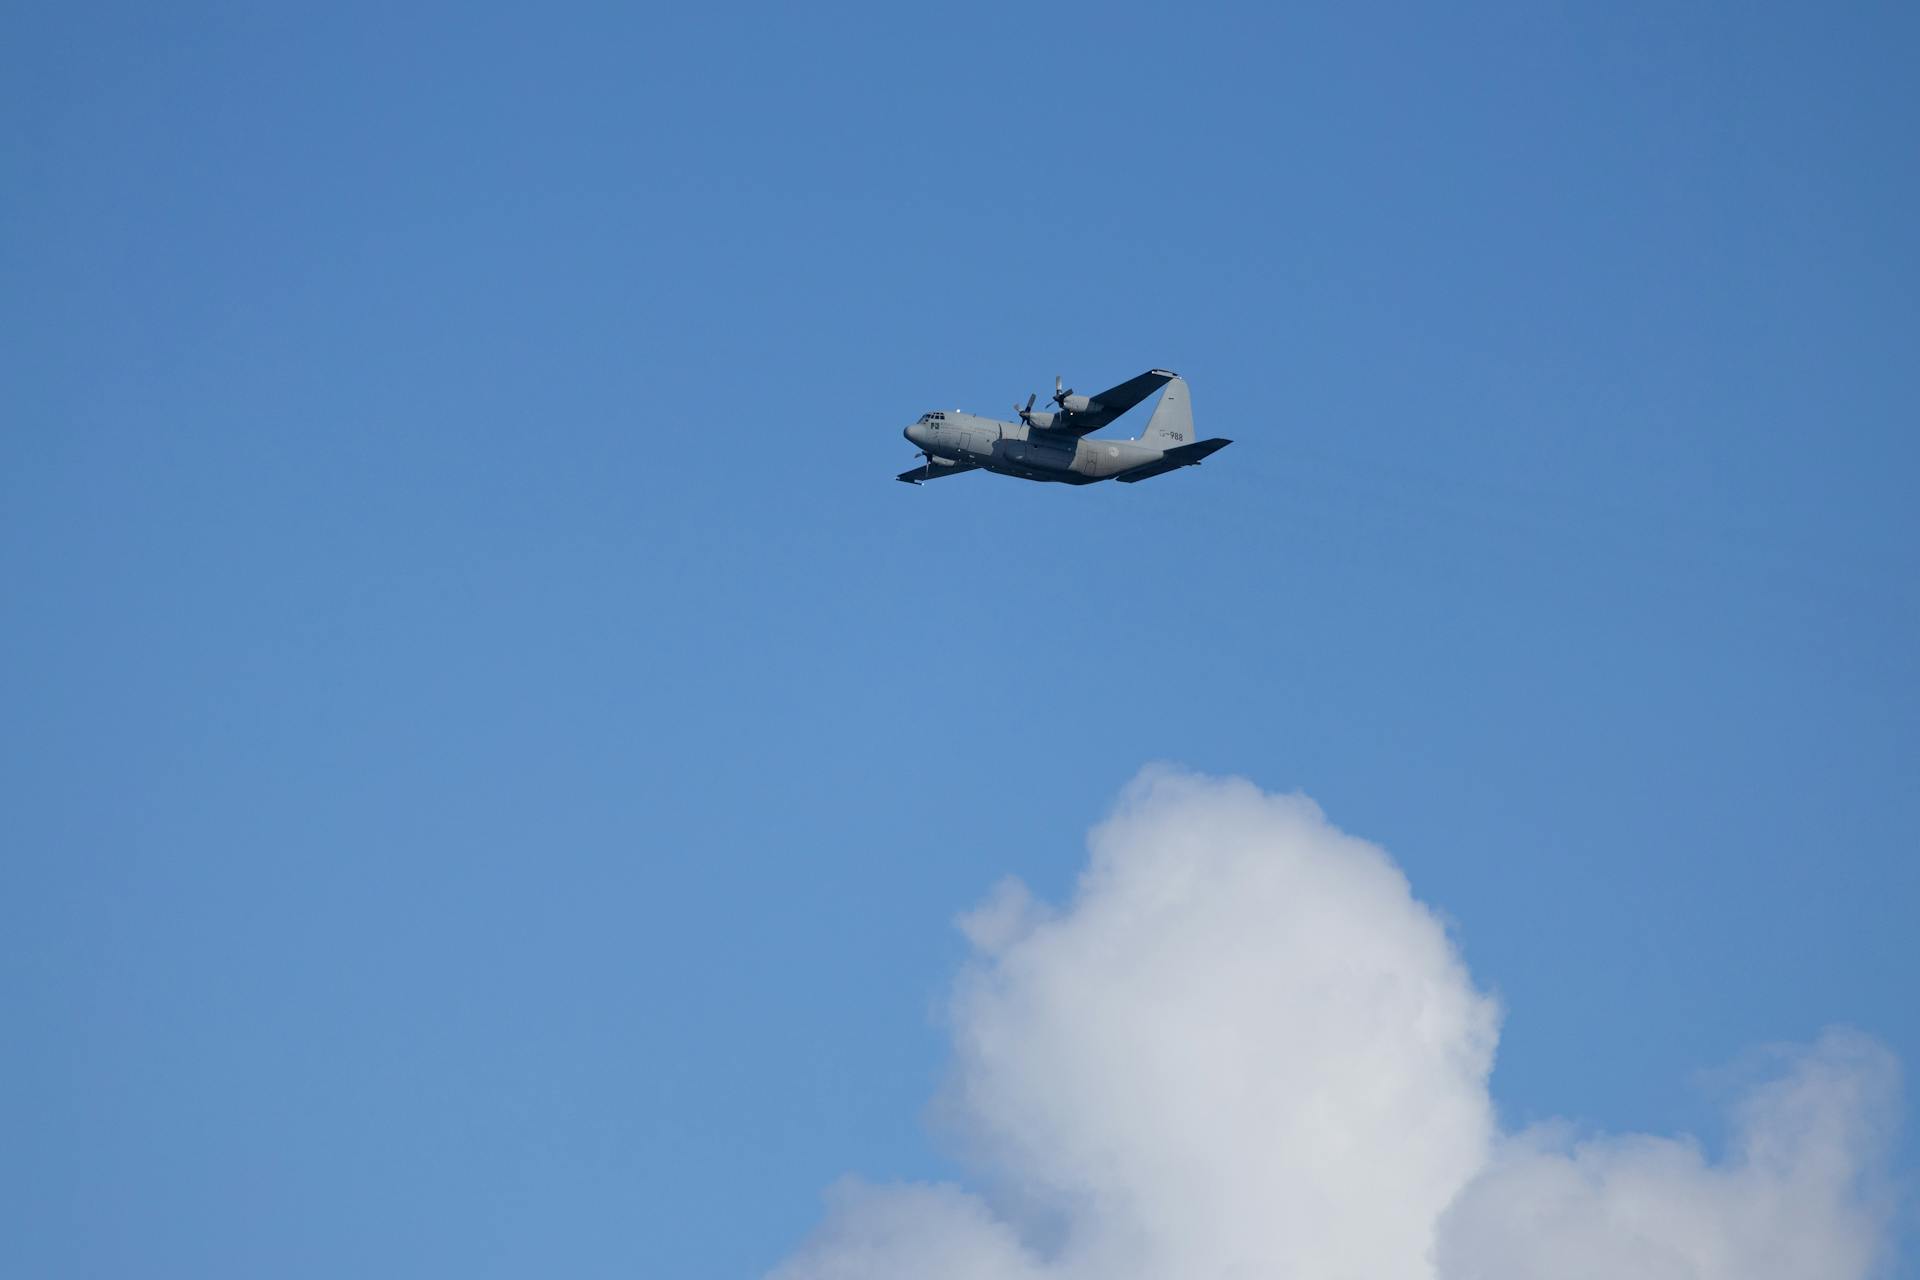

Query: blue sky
[[4, 3, 1916, 1276]]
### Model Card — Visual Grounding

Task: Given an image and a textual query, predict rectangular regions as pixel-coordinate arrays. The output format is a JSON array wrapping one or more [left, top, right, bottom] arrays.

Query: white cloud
[[772, 768, 1900, 1280], [1435, 1031, 1900, 1280]]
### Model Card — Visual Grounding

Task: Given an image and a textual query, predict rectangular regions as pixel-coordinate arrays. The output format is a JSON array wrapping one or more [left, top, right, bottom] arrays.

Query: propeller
[[1052, 375, 1074, 409], [1015, 392, 1038, 425]]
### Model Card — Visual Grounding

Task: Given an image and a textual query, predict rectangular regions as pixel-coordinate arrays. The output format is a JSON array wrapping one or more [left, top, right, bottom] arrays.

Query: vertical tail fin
[[1138, 376, 1194, 447]]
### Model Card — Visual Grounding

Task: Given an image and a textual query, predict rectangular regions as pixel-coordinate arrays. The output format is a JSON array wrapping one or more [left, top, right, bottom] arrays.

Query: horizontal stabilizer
[[1116, 437, 1232, 483]]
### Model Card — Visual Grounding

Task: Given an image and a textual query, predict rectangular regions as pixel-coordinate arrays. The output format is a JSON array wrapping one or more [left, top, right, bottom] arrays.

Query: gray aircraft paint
[[897, 371, 1231, 486]]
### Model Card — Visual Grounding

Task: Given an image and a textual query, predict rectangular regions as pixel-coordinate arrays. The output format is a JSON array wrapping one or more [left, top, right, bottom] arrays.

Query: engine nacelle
[[1022, 410, 1057, 430], [1057, 394, 1092, 414]]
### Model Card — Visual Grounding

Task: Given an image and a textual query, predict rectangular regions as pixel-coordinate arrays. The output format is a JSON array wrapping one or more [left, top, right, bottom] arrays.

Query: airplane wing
[[1116, 437, 1233, 482], [896, 457, 980, 484], [1062, 369, 1178, 436]]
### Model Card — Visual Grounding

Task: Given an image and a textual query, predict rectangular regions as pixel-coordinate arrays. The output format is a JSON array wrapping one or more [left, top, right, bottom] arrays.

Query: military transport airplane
[[898, 369, 1232, 486]]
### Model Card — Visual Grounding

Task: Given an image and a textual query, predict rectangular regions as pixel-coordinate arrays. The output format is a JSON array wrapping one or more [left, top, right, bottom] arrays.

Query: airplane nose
[[904, 423, 924, 447]]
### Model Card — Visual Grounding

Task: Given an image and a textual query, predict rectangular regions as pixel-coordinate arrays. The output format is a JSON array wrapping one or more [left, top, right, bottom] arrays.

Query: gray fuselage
[[902, 412, 1164, 484]]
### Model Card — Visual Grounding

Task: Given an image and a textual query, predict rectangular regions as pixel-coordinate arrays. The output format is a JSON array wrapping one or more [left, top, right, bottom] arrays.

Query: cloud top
[[773, 769, 1899, 1280]]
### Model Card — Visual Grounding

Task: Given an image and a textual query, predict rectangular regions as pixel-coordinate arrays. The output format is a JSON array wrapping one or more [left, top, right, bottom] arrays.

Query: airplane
[[897, 369, 1232, 486]]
